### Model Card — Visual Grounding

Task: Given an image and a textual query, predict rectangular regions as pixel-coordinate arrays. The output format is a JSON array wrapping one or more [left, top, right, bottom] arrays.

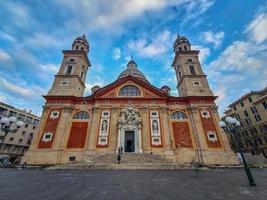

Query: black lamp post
[[219, 117, 256, 186], [0, 116, 24, 144]]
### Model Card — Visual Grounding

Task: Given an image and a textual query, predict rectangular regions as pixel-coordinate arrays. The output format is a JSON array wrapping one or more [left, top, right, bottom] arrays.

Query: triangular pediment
[[91, 76, 167, 99]]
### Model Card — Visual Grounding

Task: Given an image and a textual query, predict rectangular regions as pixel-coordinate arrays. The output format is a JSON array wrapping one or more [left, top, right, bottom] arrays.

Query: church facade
[[23, 35, 238, 166]]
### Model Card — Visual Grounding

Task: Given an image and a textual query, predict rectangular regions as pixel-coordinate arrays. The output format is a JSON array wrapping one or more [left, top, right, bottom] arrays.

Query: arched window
[[171, 111, 187, 119], [119, 85, 141, 96], [73, 111, 89, 119]]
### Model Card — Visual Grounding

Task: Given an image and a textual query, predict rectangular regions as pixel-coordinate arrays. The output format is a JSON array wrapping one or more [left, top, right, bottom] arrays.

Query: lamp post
[[219, 117, 256, 186], [0, 116, 24, 145]]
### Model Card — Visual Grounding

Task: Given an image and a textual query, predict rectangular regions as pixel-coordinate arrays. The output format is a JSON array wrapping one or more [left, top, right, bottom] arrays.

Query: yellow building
[[22, 35, 238, 166], [224, 88, 267, 157]]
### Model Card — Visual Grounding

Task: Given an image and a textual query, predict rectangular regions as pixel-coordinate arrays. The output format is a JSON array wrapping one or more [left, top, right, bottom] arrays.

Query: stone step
[[82, 153, 175, 165], [47, 163, 193, 170]]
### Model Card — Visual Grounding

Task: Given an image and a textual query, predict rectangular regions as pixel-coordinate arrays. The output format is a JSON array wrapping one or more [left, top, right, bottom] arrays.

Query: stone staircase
[[47, 153, 193, 170]]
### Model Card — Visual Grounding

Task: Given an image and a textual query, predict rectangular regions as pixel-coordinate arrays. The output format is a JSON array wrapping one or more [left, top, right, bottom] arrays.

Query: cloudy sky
[[0, 0, 267, 116]]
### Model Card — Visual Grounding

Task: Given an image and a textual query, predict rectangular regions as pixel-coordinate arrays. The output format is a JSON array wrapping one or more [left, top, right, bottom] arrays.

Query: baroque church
[[23, 35, 238, 166]]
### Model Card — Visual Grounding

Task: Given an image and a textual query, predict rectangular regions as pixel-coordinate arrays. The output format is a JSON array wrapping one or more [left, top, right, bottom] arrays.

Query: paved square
[[0, 168, 267, 200]]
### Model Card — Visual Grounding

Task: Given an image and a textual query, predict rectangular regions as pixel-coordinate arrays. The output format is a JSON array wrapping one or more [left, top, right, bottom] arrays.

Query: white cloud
[[112, 48, 121, 60], [200, 31, 225, 48], [0, 77, 45, 101], [25, 32, 62, 48], [0, 49, 11, 62], [191, 45, 210, 64], [245, 12, 267, 44], [38, 63, 58, 74], [208, 41, 266, 72], [182, 0, 215, 22], [128, 30, 174, 58], [54, 0, 214, 32], [0, 31, 16, 42]]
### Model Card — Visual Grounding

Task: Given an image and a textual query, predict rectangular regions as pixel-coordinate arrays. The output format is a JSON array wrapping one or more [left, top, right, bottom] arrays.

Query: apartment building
[[223, 87, 267, 157], [0, 102, 40, 164]]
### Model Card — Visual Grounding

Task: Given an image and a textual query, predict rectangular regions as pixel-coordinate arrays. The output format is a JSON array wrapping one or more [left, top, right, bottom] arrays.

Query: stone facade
[[22, 35, 238, 166]]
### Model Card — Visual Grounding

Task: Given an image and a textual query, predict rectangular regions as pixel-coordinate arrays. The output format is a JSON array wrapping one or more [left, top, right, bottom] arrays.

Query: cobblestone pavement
[[0, 168, 267, 200]]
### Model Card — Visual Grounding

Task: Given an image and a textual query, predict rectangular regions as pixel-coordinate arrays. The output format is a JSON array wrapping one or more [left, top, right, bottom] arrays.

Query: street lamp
[[0, 116, 24, 144], [219, 117, 256, 186]]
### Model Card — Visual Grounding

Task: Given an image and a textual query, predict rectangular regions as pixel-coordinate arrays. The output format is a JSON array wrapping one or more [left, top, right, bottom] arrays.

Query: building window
[[178, 71, 182, 80], [262, 101, 267, 109], [9, 137, 14, 142], [50, 110, 60, 119], [32, 126, 36, 130], [244, 110, 249, 117], [245, 118, 252, 125], [25, 124, 29, 128], [42, 132, 53, 143], [240, 102, 244, 107], [255, 114, 262, 122], [251, 106, 257, 114], [0, 107, 7, 115], [61, 81, 69, 86], [260, 125, 267, 133], [18, 114, 25, 121], [33, 119, 39, 125], [193, 81, 200, 86], [81, 71, 84, 80], [171, 111, 187, 119], [189, 65, 196, 75], [19, 139, 23, 143], [73, 111, 89, 119], [66, 66, 73, 75], [69, 156, 76, 161], [248, 97, 253, 102], [119, 85, 141, 97], [187, 59, 193, 62], [233, 106, 237, 111], [70, 58, 75, 62], [22, 131, 26, 136]]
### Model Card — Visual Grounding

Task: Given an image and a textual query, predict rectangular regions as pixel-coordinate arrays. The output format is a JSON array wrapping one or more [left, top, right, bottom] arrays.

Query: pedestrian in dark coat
[[117, 154, 121, 164]]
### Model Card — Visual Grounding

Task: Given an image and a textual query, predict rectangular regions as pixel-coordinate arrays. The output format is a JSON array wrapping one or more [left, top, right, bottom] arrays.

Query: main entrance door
[[124, 131, 135, 152]]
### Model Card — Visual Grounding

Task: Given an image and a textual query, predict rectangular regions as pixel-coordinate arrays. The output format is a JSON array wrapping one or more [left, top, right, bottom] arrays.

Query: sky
[[0, 0, 267, 116]]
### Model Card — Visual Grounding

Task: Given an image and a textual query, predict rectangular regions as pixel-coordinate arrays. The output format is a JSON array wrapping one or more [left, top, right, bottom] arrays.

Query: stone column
[[138, 125, 143, 153], [116, 125, 121, 153]]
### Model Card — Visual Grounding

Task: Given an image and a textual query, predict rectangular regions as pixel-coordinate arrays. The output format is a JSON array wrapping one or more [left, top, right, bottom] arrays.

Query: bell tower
[[47, 34, 91, 97], [172, 35, 213, 97]]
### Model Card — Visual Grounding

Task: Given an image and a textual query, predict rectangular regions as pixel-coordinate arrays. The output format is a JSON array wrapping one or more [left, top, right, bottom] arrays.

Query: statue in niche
[[152, 120, 159, 135], [101, 120, 108, 135]]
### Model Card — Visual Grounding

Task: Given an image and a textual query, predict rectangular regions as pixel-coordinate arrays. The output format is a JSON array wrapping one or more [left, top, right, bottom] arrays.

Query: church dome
[[117, 59, 149, 82]]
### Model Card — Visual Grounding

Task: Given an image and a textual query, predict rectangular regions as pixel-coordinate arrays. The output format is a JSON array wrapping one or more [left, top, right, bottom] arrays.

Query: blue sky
[[0, 0, 267, 116]]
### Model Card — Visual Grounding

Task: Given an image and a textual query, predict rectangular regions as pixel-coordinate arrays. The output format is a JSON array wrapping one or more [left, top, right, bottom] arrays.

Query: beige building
[[224, 88, 267, 157], [22, 35, 238, 166], [0, 102, 40, 164]]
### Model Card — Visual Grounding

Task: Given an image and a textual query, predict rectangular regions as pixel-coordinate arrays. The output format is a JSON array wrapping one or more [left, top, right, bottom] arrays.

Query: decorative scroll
[[199, 109, 222, 148], [149, 111, 162, 146], [97, 110, 110, 147], [38, 109, 62, 148], [172, 122, 193, 148], [67, 122, 88, 148]]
